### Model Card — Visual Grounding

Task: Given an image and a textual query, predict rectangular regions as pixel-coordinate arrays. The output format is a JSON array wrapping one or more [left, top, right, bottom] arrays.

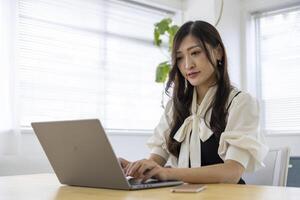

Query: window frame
[[252, 4, 300, 136]]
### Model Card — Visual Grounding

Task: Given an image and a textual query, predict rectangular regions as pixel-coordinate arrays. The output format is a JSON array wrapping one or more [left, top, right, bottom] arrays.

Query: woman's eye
[[176, 57, 182, 61], [191, 51, 201, 56]]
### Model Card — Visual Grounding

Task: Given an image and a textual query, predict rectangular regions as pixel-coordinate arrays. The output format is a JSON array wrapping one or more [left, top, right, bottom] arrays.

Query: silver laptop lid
[[32, 119, 131, 189]]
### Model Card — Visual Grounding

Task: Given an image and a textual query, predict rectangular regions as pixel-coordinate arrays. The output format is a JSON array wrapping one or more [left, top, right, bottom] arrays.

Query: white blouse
[[146, 86, 269, 172]]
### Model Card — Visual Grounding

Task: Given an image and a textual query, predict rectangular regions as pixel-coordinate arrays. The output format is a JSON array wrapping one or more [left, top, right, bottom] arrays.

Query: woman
[[119, 21, 268, 184]]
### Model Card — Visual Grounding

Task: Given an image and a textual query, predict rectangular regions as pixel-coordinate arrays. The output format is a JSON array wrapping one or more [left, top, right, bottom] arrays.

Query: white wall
[[182, 0, 215, 23], [217, 0, 242, 87], [0, 132, 151, 176]]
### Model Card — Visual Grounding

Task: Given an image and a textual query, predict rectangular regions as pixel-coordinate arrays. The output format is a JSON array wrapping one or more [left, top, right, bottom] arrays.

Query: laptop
[[31, 119, 182, 190]]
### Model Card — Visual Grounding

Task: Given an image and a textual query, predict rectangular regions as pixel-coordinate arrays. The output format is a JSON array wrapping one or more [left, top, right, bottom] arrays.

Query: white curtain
[[0, 0, 20, 155]]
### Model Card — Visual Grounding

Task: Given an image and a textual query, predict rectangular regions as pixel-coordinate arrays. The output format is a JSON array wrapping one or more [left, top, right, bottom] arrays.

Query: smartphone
[[170, 184, 206, 193]]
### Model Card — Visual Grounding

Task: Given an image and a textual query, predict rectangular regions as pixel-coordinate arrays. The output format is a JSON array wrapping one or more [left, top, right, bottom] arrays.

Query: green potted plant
[[153, 18, 179, 107], [154, 18, 179, 83]]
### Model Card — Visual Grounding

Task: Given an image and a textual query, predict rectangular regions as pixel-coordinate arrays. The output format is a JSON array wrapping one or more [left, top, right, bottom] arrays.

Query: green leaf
[[168, 25, 179, 52], [153, 18, 178, 49], [154, 28, 162, 46], [153, 18, 178, 83], [168, 25, 179, 36], [155, 61, 171, 83], [154, 18, 172, 35]]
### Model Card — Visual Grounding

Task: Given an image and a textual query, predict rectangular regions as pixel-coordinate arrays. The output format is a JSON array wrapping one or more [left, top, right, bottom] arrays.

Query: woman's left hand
[[125, 159, 169, 182]]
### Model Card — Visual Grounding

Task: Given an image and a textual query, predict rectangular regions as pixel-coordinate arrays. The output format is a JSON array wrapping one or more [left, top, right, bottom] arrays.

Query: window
[[17, 0, 176, 131], [255, 6, 300, 134]]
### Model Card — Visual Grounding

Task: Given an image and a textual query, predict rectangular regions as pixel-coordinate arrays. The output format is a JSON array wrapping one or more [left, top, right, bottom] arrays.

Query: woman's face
[[176, 35, 218, 88]]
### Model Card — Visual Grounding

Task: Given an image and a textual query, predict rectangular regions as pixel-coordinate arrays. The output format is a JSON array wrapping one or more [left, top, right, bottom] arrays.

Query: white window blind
[[255, 6, 300, 134], [17, 0, 173, 131]]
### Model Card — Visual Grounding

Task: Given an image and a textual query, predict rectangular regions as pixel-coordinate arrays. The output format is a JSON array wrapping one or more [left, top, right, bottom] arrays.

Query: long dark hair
[[165, 21, 232, 158]]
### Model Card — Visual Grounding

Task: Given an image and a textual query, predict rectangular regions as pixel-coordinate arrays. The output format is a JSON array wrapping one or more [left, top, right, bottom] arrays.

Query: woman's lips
[[187, 71, 200, 78]]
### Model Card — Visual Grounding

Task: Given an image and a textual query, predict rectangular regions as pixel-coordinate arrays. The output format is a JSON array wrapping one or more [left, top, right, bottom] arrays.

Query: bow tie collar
[[173, 86, 217, 168]]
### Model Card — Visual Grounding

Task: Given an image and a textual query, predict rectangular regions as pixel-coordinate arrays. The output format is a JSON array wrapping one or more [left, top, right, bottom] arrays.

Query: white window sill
[[21, 127, 153, 136]]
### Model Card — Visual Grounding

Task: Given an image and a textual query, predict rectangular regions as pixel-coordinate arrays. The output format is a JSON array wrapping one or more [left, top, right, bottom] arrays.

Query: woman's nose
[[184, 56, 194, 69]]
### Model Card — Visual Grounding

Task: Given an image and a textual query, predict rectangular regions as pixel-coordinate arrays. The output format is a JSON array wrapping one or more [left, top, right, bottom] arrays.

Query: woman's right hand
[[124, 159, 169, 182], [118, 157, 130, 172]]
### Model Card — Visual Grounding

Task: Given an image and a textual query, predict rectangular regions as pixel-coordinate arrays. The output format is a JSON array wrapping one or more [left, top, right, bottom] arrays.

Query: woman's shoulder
[[163, 99, 174, 118], [165, 99, 173, 110], [228, 88, 258, 109]]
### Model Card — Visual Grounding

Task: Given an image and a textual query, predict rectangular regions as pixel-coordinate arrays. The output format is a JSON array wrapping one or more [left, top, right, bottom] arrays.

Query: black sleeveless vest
[[200, 134, 246, 184], [190, 91, 245, 184]]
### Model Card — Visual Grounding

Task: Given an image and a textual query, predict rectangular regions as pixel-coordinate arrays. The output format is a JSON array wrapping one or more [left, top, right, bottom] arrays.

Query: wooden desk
[[1, 173, 300, 200]]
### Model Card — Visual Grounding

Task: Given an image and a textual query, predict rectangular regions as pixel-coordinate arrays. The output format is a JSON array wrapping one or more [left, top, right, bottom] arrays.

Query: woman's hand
[[118, 157, 131, 173], [125, 159, 169, 182]]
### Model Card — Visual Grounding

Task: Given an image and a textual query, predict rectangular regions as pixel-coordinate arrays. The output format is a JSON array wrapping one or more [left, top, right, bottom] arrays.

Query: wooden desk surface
[[1, 173, 300, 200]]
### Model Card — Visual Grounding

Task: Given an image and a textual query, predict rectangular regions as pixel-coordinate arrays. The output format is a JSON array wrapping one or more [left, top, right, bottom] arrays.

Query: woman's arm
[[164, 160, 245, 184], [148, 153, 167, 166], [126, 158, 245, 184]]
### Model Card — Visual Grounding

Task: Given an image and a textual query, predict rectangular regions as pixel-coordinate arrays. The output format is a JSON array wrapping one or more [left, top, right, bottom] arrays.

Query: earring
[[184, 78, 188, 88], [217, 59, 223, 66]]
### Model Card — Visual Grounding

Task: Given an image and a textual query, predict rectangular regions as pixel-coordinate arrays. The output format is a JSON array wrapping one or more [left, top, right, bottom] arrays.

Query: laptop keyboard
[[127, 177, 183, 189], [128, 178, 160, 186]]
